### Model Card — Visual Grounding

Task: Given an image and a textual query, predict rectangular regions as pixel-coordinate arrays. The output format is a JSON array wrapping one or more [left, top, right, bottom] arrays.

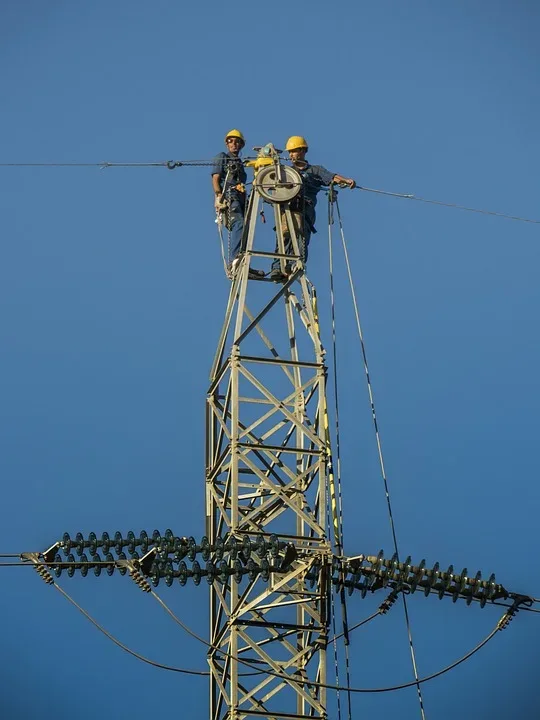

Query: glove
[[214, 194, 227, 211]]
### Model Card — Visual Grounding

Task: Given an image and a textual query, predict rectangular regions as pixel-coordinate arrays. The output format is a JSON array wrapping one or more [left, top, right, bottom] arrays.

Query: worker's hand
[[214, 194, 227, 211], [337, 178, 356, 189]]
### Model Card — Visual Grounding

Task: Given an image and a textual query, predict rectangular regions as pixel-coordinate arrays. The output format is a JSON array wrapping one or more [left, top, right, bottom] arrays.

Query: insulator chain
[[52, 532, 302, 587], [45, 534, 518, 608], [336, 551, 509, 607], [59, 531, 287, 563]]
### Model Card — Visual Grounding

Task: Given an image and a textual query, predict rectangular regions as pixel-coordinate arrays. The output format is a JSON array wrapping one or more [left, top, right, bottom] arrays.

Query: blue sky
[[1, 1, 539, 718]]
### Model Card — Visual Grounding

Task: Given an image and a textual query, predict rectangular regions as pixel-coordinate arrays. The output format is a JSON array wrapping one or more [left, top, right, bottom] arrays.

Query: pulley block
[[255, 164, 302, 203]]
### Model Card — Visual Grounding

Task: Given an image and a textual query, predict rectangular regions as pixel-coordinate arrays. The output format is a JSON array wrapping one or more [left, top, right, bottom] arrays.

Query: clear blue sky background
[[1, 1, 539, 718]]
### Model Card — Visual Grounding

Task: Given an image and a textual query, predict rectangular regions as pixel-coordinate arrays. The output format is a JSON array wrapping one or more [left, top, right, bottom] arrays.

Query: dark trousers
[[226, 191, 246, 262], [272, 205, 315, 270]]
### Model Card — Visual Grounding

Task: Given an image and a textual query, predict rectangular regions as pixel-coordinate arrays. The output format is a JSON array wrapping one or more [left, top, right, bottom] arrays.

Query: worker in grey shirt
[[212, 129, 248, 274], [270, 135, 356, 281]]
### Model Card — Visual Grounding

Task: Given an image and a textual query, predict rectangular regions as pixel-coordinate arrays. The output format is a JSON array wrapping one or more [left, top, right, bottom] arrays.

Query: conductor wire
[[33, 561, 516, 694], [146, 587, 508, 695], [357, 185, 540, 225], [53, 582, 209, 675]]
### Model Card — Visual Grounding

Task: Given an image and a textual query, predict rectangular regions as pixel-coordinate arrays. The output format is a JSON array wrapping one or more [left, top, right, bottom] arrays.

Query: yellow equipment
[[225, 129, 245, 146], [285, 135, 308, 151], [245, 143, 279, 171]]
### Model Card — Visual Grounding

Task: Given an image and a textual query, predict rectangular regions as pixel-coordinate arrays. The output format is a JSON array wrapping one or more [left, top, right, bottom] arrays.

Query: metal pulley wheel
[[255, 164, 302, 203]]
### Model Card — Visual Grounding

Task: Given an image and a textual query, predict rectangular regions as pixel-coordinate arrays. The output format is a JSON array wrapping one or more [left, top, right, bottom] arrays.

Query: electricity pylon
[[24, 144, 536, 720], [206, 145, 333, 718]]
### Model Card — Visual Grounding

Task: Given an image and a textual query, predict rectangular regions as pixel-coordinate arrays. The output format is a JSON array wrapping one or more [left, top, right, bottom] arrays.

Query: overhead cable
[[330, 610, 382, 644], [1, 160, 537, 224], [356, 185, 540, 225], [0, 160, 210, 168], [148, 586, 511, 695], [335, 196, 427, 718], [137, 581, 512, 696], [26, 554, 524, 694], [53, 582, 210, 676]]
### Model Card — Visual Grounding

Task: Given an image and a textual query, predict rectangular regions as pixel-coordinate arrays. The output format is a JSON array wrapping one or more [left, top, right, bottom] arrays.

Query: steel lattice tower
[[206, 147, 333, 719]]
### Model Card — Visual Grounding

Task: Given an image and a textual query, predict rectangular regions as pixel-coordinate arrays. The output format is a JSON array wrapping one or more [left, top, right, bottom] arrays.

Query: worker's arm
[[212, 173, 222, 195], [332, 173, 356, 189]]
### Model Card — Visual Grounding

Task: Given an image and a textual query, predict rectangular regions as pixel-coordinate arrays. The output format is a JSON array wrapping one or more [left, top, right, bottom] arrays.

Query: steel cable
[[53, 583, 210, 675], [26, 560, 518, 695], [327, 190, 353, 719], [147, 588, 507, 695], [2, 159, 538, 223], [327, 491, 345, 720], [356, 185, 540, 225], [335, 197, 427, 718], [142, 579, 509, 696]]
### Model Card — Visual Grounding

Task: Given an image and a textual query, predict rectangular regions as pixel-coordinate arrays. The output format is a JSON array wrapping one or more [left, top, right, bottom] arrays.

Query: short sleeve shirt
[[298, 164, 335, 208], [211, 151, 247, 192]]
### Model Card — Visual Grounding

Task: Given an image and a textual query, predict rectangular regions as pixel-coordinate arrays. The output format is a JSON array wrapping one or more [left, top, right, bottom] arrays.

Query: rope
[[327, 497, 344, 720], [326, 190, 345, 552], [216, 221, 230, 276], [357, 185, 540, 225], [327, 189, 353, 719], [216, 166, 232, 276], [335, 198, 427, 719]]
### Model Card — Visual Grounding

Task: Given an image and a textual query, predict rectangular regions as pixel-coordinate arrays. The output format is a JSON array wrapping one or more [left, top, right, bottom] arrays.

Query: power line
[[53, 582, 210, 676], [19, 535, 532, 697], [151, 585, 508, 695], [53, 573, 502, 694], [135, 581, 512, 696], [330, 610, 382, 644], [0, 160, 212, 168], [1, 160, 537, 224], [314, 621, 501, 694], [357, 185, 540, 225]]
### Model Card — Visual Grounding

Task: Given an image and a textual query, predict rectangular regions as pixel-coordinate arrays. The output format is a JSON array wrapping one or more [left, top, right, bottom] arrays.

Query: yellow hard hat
[[286, 135, 308, 151], [225, 129, 245, 147]]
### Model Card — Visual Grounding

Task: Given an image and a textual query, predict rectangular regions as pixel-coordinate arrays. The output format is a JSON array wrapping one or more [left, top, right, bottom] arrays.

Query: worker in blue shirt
[[270, 135, 356, 281], [212, 129, 248, 275]]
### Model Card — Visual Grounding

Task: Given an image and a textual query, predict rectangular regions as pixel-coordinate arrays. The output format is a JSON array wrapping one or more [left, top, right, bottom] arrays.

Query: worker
[[212, 129, 248, 275], [270, 136, 356, 281]]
